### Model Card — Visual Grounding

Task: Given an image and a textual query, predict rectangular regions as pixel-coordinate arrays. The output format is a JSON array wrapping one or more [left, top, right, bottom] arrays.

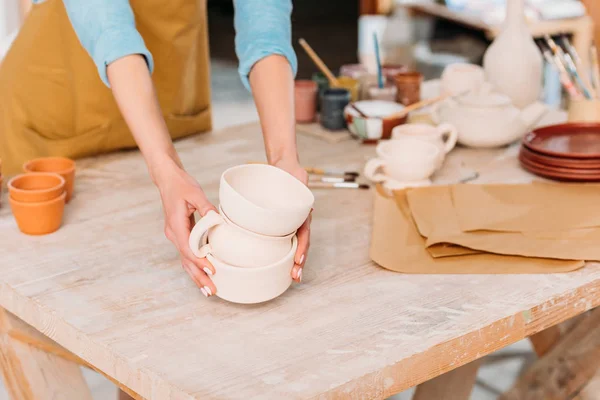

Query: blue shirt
[[33, 0, 297, 91]]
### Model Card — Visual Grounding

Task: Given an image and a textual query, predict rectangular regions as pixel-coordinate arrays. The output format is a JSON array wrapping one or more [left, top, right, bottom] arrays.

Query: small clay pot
[[10, 192, 67, 235], [8, 173, 65, 203], [394, 71, 423, 106], [312, 72, 330, 111], [23, 157, 75, 203], [320, 88, 351, 131], [294, 80, 318, 123]]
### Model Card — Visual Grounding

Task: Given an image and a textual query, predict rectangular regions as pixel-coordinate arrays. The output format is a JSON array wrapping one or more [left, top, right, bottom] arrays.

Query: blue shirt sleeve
[[62, 0, 154, 87], [233, 0, 298, 91]]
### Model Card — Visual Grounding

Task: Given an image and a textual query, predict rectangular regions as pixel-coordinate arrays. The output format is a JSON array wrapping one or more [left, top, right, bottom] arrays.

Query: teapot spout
[[519, 102, 547, 130]]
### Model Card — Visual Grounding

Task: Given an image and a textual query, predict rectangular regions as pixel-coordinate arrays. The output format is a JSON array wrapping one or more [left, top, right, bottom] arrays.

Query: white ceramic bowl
[[219, 164, 314, 236], [207, 236, 298, 304], [189, 208, 294, 268]]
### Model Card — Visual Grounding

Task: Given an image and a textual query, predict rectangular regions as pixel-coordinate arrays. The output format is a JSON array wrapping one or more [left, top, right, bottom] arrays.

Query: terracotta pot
[[294, 80, 318, 123], [394, 71, 423, 106], [10, 192, 67, 235], [8, 173, 65, 203], [23, 157, 75, 202]]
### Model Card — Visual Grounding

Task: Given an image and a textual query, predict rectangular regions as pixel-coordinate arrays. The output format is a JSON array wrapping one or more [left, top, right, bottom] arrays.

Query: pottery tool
[[542, 48, 582, 99], [373, 33, 384, 89], [350, 103, 369, 118], [561, 35, 595, 94], [308, 182, 369, 190], [309, 175, 357, 184], [544, 35, 592, 99], [591, 42, 600, 99], [298, 38, 339, 86], [247, 162, 360, 179]]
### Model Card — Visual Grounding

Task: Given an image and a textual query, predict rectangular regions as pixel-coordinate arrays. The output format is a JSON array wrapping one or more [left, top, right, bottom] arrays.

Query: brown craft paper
[[406, 185, 600, 261], [369, 185, 583, 274], [451, 182, 600, 233]]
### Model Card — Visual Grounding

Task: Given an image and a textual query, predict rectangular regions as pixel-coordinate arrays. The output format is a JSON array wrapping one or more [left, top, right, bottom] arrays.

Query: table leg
[[0, 307, 93, 400], [411, 359, 482, 400]]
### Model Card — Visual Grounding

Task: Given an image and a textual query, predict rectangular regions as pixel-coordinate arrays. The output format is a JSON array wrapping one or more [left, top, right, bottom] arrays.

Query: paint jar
[[382, 64, 408, 84], [394, 71, 423, 106], [320, 88, 351, 131], [312, 72, 330, 111], [294, 80, 318, 123], [340, 64, 368, 80], [333, 76, 360, 102]]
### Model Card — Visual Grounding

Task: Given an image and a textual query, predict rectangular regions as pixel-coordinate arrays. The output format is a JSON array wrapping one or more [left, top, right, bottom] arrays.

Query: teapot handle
[[188, 210, 224, 258]]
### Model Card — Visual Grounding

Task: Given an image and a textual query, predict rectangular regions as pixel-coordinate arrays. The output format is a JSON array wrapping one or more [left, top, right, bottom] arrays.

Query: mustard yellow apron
[[0, 0, 212, 176]]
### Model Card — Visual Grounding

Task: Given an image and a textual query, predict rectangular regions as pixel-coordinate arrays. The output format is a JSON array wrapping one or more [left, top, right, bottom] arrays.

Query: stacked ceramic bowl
[[189, 164, 315, 304], [7, 157, 75, 235], [520, 123, 600, 182]]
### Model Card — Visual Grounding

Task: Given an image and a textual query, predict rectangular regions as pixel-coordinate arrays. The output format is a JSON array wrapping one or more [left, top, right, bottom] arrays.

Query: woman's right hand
[[152, 157, 218, 297]]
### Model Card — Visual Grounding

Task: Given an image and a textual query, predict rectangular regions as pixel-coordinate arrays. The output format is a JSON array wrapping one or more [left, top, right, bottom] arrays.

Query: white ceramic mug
[[205, 236, 298, 304], [220, 164, 314, 237], [189, 208, 294, 268], [363, 137, 441, 184], [391, 123, 458, 167]]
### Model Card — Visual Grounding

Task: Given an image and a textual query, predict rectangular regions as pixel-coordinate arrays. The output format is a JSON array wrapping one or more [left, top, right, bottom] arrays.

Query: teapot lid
[[457, 93, 512, 108]]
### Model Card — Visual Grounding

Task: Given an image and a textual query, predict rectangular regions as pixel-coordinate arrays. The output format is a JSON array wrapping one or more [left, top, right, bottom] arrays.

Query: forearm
[[106, 55, 181, 182], [249, 54, 298, 165]]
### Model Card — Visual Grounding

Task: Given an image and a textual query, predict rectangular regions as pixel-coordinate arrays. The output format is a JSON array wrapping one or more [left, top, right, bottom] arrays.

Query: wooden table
[[1, 122, 600, 399], [397, 0, 594, 72]]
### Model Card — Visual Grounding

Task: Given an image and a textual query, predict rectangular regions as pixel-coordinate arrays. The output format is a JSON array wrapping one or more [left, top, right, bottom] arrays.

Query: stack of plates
[[520, 123, 600, 182]]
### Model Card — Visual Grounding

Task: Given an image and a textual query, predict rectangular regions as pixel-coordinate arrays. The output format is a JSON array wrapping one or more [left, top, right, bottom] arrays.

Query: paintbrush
[[350, 103, 368, 118], [308, 182, 370, 190], [591, 42, 600, 99], [298, 38, 339, 86], [373, 33, 384, 89], [545, 35, 592, 99], [542, 48, 582, 99], [561, 35, 595, 94], [247, 162, 360, 179]]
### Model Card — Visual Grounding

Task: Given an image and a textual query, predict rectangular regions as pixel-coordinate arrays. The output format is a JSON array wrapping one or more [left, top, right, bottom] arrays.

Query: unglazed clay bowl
[[205, 236, 298, 304], [10, 192, 67, 235], [189, 208, 294, 268], [344, 100, 407, 141], [23, 157, 75, 202], [219, 164, 314, 236], [8, 173, 65, 203]]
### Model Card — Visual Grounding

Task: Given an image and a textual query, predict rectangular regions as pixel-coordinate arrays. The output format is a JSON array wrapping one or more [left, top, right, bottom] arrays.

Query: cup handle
[[197, 244, 213, 259], [364, 158, 387, 182], [188, 210, 223, 258], [437, 123, 458, 154]]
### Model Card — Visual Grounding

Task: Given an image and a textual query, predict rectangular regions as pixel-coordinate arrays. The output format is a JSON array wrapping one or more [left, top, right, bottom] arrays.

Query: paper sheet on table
[[451, 183, 600, 233], [369, 185, 584, 274], [406, 186, 600, 261]]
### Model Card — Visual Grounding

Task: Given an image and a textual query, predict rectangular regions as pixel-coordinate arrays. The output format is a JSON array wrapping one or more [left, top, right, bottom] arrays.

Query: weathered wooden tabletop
[[0, 122, 599, 399]]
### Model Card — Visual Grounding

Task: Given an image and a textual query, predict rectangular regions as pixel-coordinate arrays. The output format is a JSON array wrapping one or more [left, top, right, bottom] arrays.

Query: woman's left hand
[[272, 158, 311, 283]]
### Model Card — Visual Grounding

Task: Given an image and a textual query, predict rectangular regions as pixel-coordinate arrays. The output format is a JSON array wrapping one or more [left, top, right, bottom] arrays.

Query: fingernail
[[203, 267, 213, 276], [299, 254, 305, 265], [204, 286, 213, 296], [297, 269, 303, 282], [200, 288, 208, 297]]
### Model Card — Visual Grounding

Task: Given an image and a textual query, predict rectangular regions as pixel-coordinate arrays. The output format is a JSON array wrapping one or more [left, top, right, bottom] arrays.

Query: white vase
[[483, 0, 543, 109]]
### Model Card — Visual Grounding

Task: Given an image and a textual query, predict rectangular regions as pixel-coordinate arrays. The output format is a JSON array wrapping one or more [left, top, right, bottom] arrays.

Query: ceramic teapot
[[434, 92, 547, 148]]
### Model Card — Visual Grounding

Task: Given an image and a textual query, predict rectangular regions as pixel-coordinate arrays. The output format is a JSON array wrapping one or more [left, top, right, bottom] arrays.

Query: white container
[[483, 0, 543, 109], [219, 164, 314, 237], [206, 236, 298, 304], [188, 208, 294, 268]]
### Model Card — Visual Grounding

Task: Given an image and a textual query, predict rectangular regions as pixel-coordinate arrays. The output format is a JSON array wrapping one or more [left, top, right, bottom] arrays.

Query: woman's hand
[[272, 158, 311, 283], [152, 158, 218, 297]]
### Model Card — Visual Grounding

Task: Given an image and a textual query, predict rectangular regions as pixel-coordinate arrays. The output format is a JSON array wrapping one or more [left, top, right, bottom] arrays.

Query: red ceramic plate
[[519, 154, 600, 182], [520, 146, 600, 169], [523, 123, 600, 159]]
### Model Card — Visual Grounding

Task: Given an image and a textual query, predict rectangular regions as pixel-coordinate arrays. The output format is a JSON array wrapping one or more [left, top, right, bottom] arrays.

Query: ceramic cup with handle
[[201, 236, 298, 304], [189, 207, 294, 268], [220, 164, 314, 237], [364, 137, 441, 184], [391, 123, 458, 167]]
